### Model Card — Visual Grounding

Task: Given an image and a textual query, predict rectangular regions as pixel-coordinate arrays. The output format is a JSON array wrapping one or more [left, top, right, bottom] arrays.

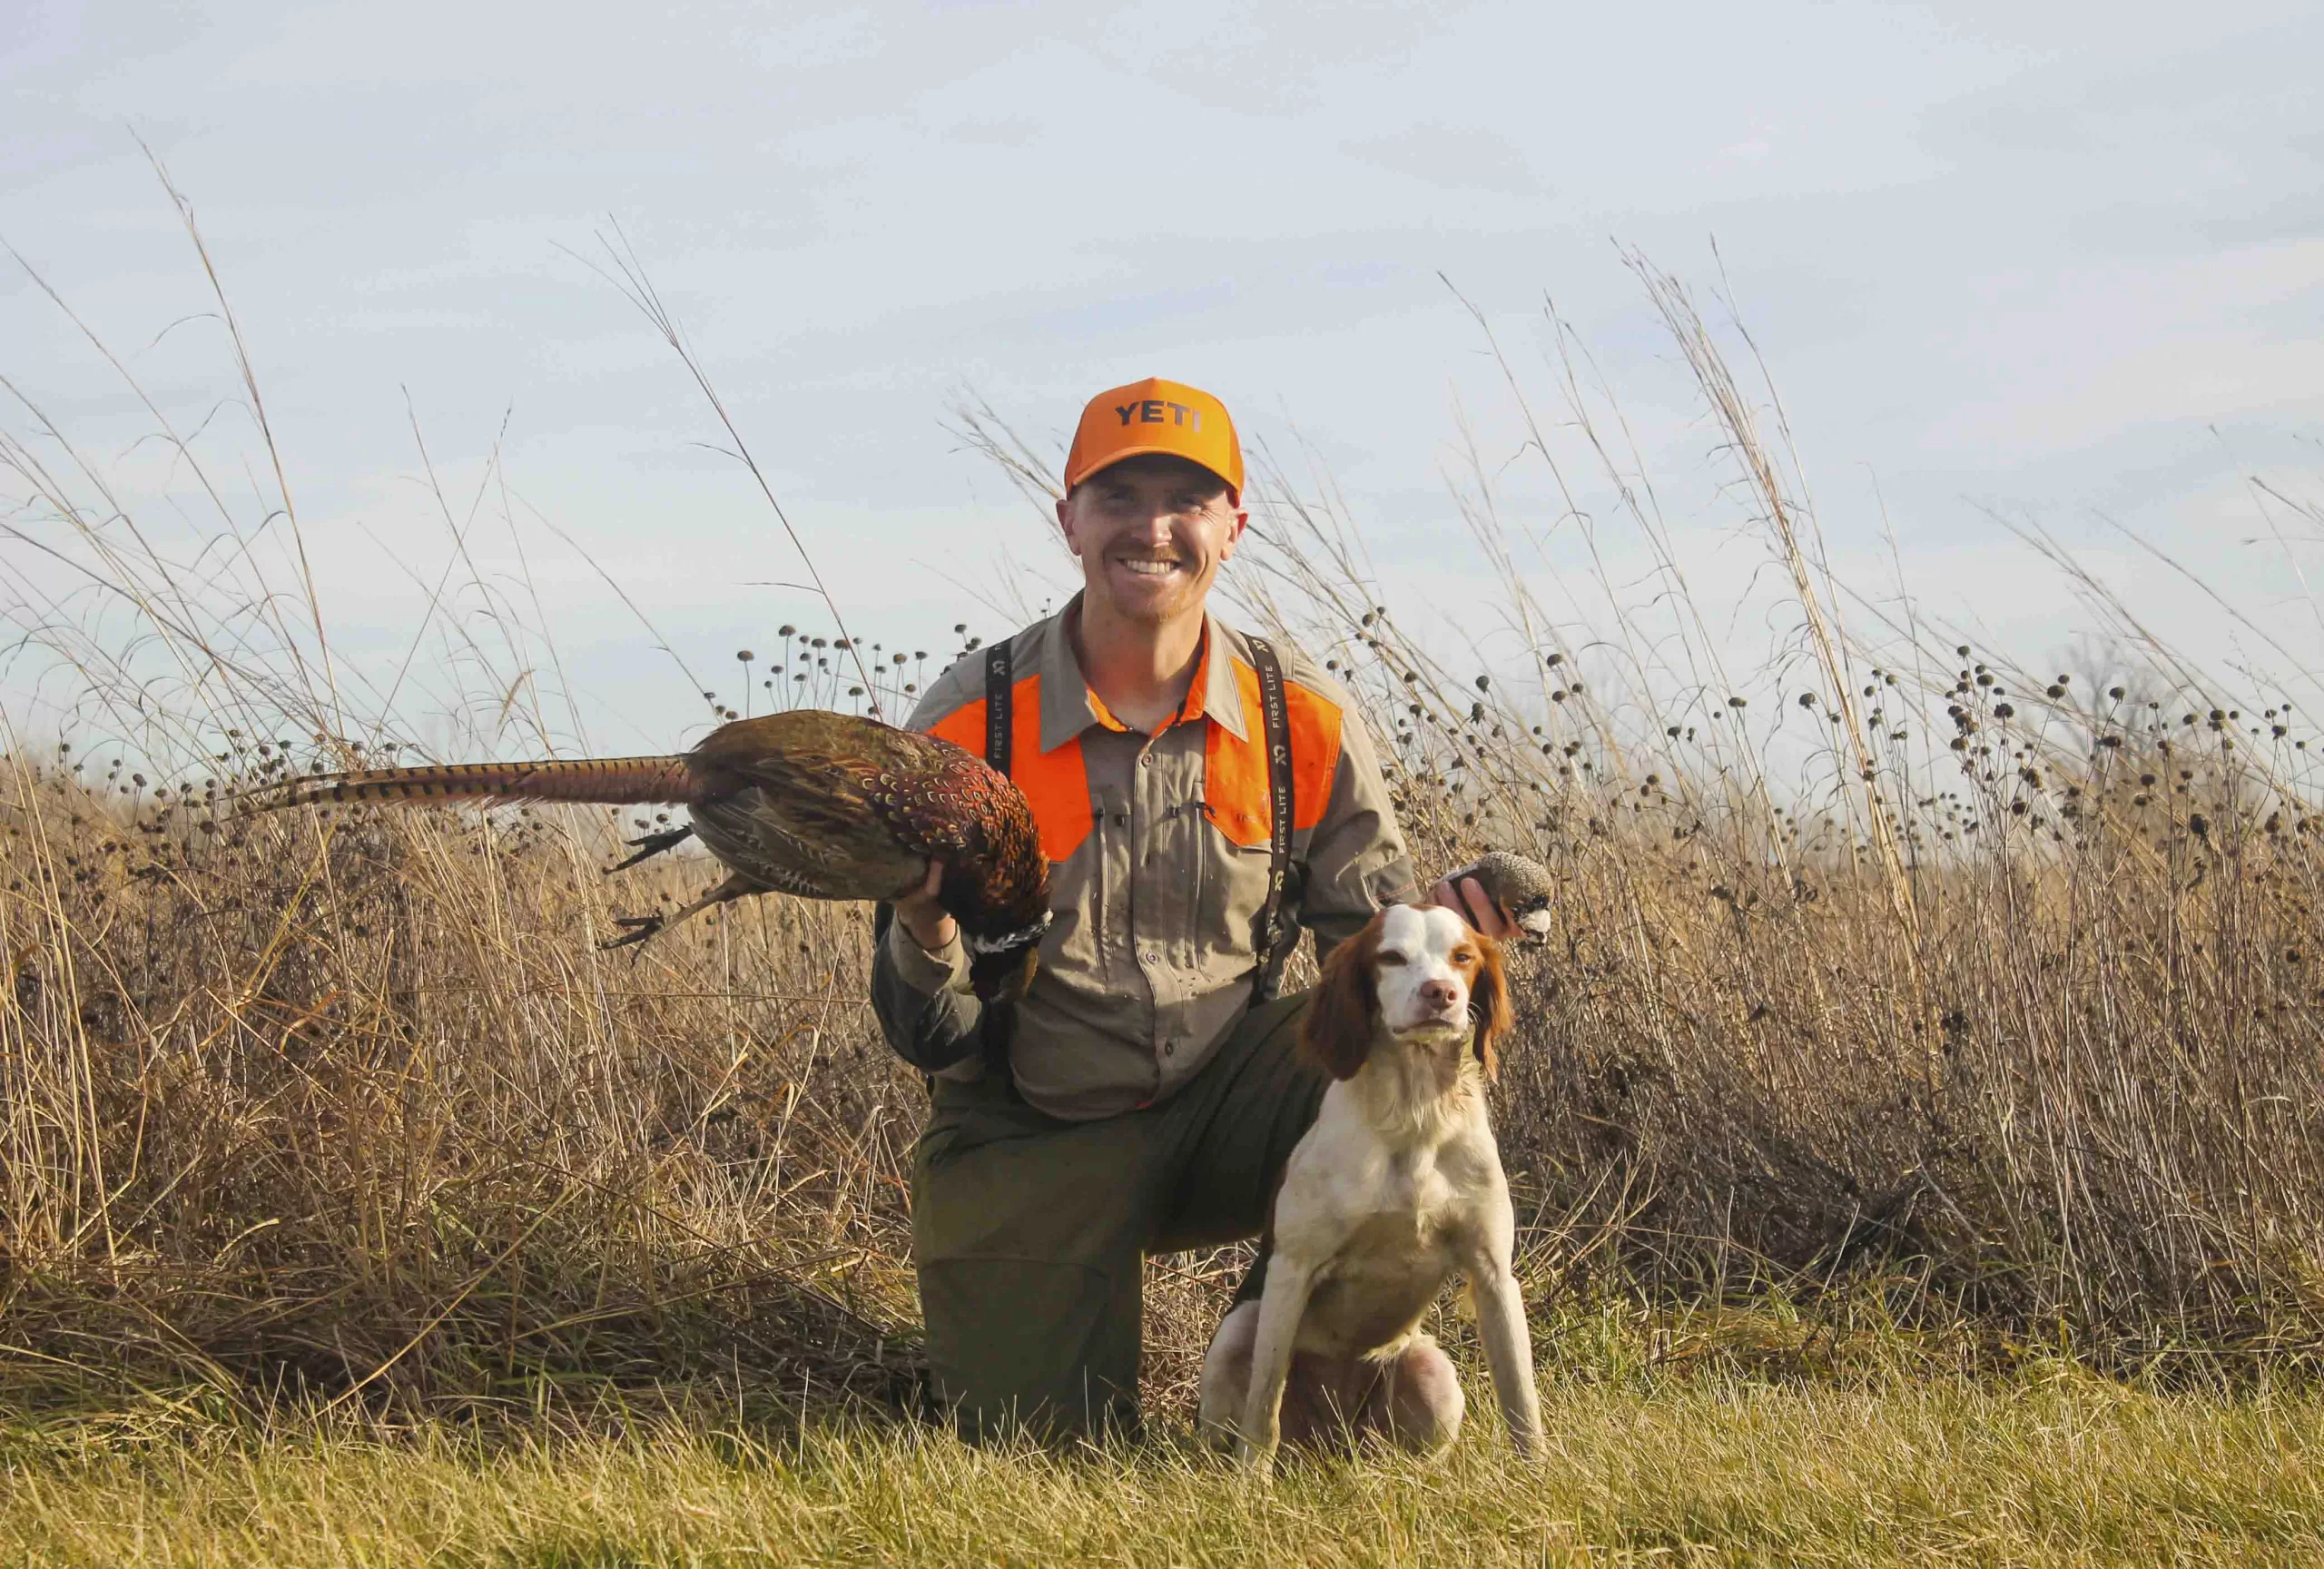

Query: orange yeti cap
[[1064, 378, 1245, 501]]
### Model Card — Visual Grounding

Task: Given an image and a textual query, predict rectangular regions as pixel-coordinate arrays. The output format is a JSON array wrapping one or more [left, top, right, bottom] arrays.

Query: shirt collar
[[1034, 596, 1250, 751], [1193, 613, 1250, 742]]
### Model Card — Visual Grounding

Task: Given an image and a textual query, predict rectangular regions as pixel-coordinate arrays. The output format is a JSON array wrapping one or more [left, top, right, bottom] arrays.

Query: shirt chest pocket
[[1194, 731, 1286, 967], [1042, 784, 1124, 981], [1196, 816, 1278, 967]]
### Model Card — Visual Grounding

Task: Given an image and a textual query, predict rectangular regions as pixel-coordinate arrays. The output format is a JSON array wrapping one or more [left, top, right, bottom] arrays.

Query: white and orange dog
[[1198, 903, 1543, 1473]]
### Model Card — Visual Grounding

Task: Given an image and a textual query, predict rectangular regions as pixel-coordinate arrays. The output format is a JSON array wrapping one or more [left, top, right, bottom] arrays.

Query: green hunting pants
[[910, 991, 1324, 1443]]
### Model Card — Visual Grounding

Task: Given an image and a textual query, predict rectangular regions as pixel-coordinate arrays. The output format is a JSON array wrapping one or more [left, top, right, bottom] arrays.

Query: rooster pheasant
[[254, 711, 1051, 1001]]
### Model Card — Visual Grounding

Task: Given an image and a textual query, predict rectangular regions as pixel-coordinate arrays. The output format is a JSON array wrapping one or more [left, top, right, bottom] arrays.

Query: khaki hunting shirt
[[870, 597, 1417, 1120]]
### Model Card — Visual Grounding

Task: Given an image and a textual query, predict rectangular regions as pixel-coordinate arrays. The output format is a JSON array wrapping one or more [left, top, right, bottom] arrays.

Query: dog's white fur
[[1197, 903, 1543, 1473]]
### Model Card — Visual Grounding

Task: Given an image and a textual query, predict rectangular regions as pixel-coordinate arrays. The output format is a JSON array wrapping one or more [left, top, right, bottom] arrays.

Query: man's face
[[1057, 454, 1246, 627]]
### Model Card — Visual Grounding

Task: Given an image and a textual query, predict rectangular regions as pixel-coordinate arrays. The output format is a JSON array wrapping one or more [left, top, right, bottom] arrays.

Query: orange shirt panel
[[1203, 659, 1345, 847], [933, 658, 1337, 862], [927, 675, 1094, 865]]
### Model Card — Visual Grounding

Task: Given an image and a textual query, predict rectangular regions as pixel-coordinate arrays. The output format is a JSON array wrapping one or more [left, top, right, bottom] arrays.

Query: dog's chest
[[1285, 1149, 1470, 1357]]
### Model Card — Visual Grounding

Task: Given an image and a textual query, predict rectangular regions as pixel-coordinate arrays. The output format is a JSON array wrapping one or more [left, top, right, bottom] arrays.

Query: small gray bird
[[1447, 850, 1556, 942]]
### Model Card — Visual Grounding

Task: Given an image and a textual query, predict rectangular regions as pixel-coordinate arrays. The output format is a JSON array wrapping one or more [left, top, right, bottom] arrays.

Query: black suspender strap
[[978, 636, 1019, 1080], [984, 638, 1013, 775], [1247, 636, 1296, 1002]]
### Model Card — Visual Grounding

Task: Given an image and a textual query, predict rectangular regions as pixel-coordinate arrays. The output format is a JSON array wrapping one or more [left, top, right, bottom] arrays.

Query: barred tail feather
[[257, 755, 696, 810]]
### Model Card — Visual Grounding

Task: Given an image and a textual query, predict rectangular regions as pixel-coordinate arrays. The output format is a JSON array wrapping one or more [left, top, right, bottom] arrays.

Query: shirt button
[[1140, 949, 1159, 966], [1138, 754, 1152, 768], [1164, 1041, 1177, 1057]]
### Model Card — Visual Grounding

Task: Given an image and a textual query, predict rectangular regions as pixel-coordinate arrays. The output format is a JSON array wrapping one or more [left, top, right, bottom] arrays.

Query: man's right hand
[[892, 861, 957, 952]]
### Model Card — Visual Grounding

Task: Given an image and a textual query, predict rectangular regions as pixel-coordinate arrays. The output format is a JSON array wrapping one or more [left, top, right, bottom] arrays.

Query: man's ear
[[1057, 492, 1082, 556], [1299, 917, 1382, 1081], [1471, 935, 1512, 1082]]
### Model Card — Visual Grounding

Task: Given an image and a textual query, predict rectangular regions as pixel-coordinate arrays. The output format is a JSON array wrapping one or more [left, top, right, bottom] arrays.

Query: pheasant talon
[[598, 913, 666, 951], [608, 824, 694, 873]]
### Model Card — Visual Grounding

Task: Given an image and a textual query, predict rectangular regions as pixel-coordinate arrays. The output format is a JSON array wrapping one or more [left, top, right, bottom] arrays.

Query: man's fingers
[[1457, 876, 1514, 938], [1429, 873, 1514, 938], [889, 861, 957, 952]]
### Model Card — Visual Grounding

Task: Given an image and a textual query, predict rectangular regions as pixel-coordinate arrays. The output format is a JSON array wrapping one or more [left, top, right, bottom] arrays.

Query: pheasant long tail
[[251, 755, 698, 811]]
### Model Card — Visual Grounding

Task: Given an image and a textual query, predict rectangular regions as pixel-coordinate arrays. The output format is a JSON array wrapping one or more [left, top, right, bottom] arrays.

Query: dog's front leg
[[1196, 1300, 1258, 1446], [1234, 1257, 1315, 1477], [1470, 1251, 1543, 1457]]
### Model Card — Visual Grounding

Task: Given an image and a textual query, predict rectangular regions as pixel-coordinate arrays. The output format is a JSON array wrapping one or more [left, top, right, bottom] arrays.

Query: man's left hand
[[1429, 871, 1518, 940]]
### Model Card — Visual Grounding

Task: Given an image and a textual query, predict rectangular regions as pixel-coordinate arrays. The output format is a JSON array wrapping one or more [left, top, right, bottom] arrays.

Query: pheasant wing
[[686, 713, 1039, 919], [684, 796, 863, 898], [690, 715, 941, 900]]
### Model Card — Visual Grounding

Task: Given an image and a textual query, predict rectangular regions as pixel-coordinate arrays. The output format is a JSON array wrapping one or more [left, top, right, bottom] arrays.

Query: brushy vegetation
[[5, 188, 2324, 1558]]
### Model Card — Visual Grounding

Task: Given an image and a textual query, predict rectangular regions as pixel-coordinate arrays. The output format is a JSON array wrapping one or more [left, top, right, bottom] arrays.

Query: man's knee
[[918, 1254, 1141, 1443], [910, 1097, 1155, 1444]]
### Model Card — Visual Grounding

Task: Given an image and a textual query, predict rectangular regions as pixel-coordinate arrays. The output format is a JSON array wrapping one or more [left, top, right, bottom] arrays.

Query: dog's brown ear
[[1470, 933, 1513, 1081], [1300, 915, 1383, 1081]]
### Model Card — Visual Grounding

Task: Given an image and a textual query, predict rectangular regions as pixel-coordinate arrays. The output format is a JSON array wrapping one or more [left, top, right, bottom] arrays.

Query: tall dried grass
[[4, 212, 2322, 1430]]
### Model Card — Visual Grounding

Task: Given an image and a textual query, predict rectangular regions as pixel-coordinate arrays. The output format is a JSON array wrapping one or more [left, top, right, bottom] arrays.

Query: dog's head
[[1300, 903, 1512, 1083]]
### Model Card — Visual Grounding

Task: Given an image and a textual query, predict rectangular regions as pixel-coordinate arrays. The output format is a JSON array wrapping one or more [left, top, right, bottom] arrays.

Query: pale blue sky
[[5, 0, 2321, 753]]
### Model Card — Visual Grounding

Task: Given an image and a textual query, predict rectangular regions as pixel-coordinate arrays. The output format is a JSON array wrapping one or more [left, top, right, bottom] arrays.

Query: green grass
[[6, 1360, 2319, 1567]]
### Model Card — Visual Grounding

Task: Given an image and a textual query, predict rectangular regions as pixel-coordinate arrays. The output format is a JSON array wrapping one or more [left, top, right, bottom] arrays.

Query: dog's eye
[[1375, 951, 1409, 967], [1451, 949, 1476, 967]]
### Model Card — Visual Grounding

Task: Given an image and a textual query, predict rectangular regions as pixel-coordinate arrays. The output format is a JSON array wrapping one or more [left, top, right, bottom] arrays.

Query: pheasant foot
[[598, 913, 665, 951], [607, 824, 695, 873]]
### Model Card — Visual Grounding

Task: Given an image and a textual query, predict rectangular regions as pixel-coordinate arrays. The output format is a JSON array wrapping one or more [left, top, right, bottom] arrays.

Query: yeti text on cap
[[1116, 399, 1205, 430]]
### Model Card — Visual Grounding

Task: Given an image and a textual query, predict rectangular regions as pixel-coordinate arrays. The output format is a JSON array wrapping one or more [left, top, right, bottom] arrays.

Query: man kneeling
[[872, 379, 1525, 1442]]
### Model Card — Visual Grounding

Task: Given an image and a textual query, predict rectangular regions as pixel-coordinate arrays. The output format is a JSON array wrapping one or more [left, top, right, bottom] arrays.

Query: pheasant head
[[921, 748, 1050, 1003]]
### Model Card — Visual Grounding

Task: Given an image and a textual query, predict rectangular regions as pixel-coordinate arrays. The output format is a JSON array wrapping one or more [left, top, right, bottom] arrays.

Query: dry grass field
[[5, 223, 2324, 1562], [6, 1326, 2323, 1566]]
